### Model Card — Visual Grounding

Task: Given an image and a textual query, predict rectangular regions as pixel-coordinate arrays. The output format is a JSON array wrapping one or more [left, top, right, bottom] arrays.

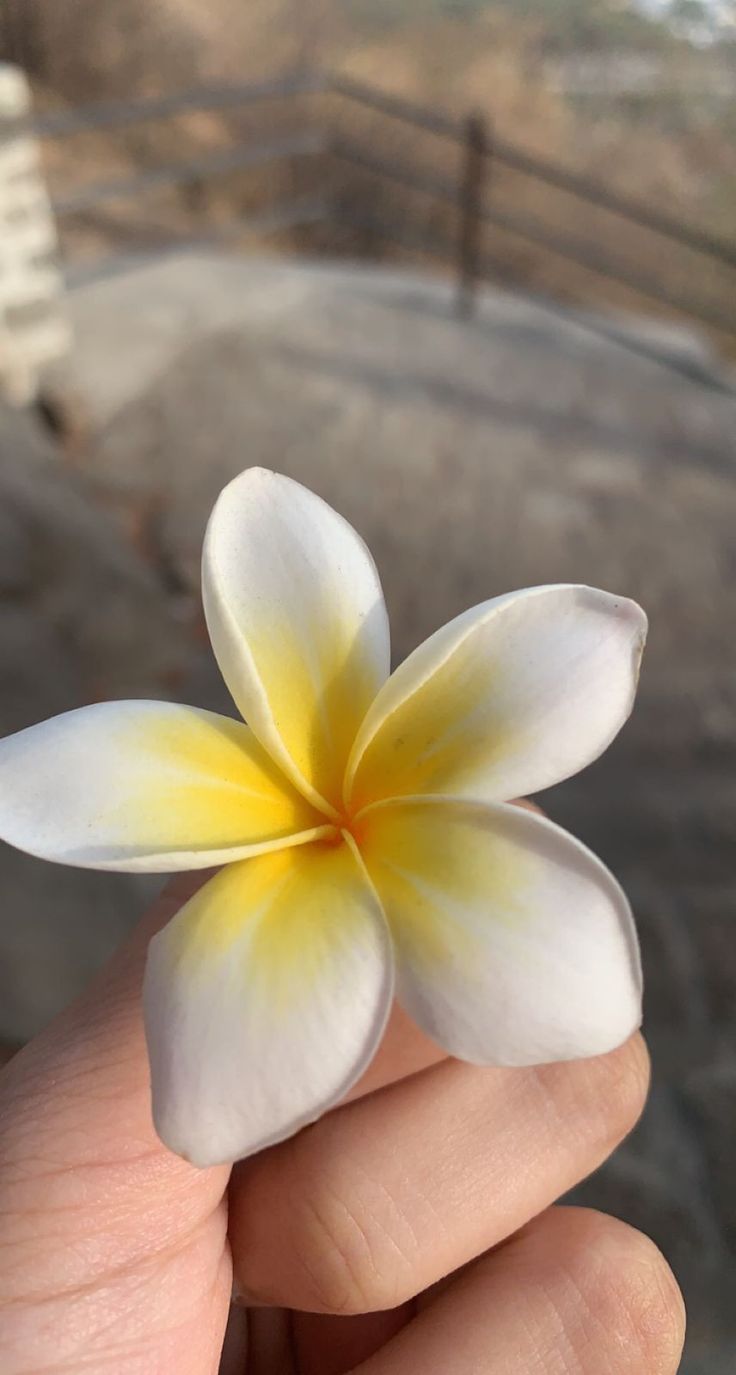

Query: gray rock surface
[[0, 403, 190, 729], [4, 253, 735, 1368], [0, 403, 182, 1038]]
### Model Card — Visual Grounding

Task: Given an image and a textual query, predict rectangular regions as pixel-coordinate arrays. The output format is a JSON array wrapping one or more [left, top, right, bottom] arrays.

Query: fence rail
[[31, 70, 325, 139], [53, 130, 325, 216], [63, 194, 330, 288], [332, 71, 736, 270], [331, 135, 736, 338], [13, 64, 736, 374]]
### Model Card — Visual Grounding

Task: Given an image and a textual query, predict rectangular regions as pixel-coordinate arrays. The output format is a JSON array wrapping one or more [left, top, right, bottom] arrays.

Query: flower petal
[[358, 797, 641, 1065], [346, 585, 646, 809], [143, 838, 393, 1165], [202, 468, 390, 813], [0, 701, 328, 871]]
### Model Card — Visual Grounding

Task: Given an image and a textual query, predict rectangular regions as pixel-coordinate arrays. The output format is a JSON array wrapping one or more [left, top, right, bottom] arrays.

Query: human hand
[[0, 874, 685, 1375]]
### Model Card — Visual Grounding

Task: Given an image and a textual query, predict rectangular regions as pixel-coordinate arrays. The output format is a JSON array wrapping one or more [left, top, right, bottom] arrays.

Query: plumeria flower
[[0, 468, 647, 1167]]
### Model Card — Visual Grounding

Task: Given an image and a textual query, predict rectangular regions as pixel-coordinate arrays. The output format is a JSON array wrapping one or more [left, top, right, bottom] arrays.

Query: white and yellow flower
[[0, 469, 647, 1167]]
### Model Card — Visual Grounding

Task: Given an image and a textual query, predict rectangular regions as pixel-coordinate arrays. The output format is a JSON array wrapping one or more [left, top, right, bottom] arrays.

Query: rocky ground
[[0, 403, 190, 1037], [2, 253, 735, 1370]]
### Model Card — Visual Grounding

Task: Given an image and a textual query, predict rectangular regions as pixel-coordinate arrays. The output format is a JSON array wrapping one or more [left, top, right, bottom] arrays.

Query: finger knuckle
[[569, 1210, 686, 1374], [292, 1169, 418, 1315]]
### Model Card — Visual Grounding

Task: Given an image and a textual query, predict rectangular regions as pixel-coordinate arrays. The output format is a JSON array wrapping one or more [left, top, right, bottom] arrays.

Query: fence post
[[0, 62, 70, 406], [456, 110, 489, 320]]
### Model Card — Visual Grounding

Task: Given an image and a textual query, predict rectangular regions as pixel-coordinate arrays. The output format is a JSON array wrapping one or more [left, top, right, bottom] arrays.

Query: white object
[[0, 63, 69, 405]]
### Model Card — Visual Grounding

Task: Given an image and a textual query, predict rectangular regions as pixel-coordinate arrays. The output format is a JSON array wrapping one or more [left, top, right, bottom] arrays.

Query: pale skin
[[0, 859, 686, 1375]]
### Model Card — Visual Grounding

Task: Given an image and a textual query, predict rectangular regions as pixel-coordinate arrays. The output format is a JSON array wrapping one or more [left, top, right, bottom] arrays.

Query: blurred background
[[0, 2, 734, 1370]]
